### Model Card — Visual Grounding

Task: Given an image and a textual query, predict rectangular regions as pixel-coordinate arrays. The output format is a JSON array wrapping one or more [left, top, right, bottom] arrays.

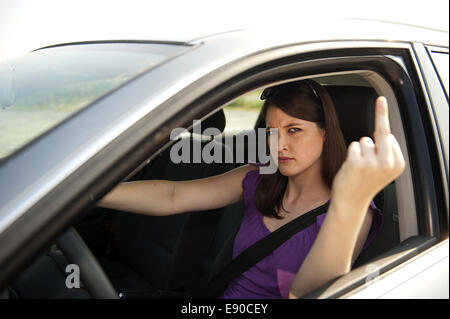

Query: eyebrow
[[266, 123, 304, 129]]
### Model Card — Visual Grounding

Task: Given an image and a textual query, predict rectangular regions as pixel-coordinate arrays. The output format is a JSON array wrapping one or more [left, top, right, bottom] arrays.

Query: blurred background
[[0, 0, 448, 63]]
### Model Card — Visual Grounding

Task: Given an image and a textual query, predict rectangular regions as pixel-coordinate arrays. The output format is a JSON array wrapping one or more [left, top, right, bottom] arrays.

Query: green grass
[[224, 89, 264, 111]]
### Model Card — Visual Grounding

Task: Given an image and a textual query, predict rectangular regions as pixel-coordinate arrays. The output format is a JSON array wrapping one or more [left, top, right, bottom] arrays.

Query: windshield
[[0, 42, 187, 158]]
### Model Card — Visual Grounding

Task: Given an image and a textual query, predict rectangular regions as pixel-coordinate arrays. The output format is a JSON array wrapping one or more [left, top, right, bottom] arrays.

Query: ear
[[321, 128, 326, 142]]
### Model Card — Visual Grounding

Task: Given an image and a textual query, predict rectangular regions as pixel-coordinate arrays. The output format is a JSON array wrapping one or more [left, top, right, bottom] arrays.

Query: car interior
[[4, 72, 414, 299]]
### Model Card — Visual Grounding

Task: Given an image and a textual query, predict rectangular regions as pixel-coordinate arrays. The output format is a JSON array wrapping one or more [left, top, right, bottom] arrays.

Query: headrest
[[190, 109, 226, 135], [325, 86, 377, 145]]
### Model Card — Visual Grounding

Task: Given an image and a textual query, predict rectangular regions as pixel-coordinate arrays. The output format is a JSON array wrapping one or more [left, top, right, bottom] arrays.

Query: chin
[[278, 165, 302, 177]]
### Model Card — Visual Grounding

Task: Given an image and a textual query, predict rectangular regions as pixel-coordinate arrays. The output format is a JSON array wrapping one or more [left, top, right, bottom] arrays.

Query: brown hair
[[255, 80, 347, 219]]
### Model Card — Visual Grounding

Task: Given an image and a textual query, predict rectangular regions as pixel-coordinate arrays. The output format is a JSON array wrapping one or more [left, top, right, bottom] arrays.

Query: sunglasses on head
[[260, 80, 322, 106]]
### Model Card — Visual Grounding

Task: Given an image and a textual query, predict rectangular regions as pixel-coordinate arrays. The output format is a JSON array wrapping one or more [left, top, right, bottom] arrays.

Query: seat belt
[[197, 201, 330, 298]]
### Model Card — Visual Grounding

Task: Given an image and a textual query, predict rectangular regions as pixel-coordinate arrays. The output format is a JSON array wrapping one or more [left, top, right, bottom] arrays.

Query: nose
[[269, 129, 287, 154], [278, 130, 289, 151]]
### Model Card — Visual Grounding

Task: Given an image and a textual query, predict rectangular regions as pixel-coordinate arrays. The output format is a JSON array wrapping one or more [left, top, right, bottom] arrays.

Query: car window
[[0, 42, 188, 159], [222, 89, 264, 133], [428, 49, 449, 97]]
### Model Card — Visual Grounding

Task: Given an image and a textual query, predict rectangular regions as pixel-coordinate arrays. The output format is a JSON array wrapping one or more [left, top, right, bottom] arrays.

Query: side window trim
[[426, 45, 449, 98], [413, 43, 449, 231]]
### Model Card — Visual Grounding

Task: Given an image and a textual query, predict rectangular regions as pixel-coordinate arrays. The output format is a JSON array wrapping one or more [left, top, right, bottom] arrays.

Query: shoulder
[[241, 163, 262, 189], [214, 164, 260, 195], [234, 164, 261, 208]]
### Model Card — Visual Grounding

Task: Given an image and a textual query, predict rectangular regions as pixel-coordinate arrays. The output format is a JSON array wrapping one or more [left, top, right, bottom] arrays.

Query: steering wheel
[[56, 227, 119, 299]]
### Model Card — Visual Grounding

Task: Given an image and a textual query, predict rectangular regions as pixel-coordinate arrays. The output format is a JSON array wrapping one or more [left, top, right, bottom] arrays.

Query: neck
[[284, 160, 330, 206]]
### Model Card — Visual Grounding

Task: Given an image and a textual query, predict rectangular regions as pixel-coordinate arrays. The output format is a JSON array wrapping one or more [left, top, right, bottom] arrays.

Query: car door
[[136, 38, 448, 299], [1, 32, 448, 299]]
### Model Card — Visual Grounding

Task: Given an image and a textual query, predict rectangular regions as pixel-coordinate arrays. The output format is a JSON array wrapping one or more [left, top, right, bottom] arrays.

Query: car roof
[[34, 18, 449, 52], [190, 19, 448, 47]]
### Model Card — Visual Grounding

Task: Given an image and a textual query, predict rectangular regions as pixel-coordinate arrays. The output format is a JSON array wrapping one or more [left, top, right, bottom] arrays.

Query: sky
[[0, 0, 448, 63]]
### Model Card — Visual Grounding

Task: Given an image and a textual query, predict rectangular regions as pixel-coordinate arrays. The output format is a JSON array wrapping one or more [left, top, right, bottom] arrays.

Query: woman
[[98, 80, 405, 299]]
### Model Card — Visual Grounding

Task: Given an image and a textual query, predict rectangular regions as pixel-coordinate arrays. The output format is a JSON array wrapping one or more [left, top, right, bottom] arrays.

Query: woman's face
[[266, 105, 326, 177]]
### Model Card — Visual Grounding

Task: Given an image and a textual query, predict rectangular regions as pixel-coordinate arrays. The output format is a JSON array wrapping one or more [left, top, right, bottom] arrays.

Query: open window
[[217, 71, 416, 268], [171, 51, 441, 298]]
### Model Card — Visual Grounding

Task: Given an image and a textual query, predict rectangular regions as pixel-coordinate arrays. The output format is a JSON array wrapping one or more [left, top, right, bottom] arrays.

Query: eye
[[288, 127, 302, 133]]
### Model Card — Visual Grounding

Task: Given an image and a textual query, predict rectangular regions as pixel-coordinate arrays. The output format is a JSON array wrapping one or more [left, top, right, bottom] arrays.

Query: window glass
[[429, 50, 449, 97], [222, 89, 263, 133], [0, 42, 188, 158]]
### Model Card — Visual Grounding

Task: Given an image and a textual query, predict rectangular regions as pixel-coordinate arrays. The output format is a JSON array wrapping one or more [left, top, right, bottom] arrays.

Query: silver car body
[[0, 19, 448, 298]]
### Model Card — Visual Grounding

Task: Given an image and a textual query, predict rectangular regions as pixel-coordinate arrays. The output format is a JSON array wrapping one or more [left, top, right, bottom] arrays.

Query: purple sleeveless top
[[222, 169, 383, 299]]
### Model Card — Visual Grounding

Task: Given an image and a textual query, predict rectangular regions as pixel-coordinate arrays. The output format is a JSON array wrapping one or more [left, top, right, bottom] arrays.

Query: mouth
[[278, 156, 294, 163]]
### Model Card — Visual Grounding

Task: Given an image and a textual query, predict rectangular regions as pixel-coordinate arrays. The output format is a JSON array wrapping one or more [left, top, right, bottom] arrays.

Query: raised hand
[[331, 96, 406, 207]]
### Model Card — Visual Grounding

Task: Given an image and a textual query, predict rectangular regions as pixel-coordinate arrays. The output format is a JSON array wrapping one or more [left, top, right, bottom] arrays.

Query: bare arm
[[97, 164, 258, 216], [289, 97, 405, 298], [288, 202, 374, 298]]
